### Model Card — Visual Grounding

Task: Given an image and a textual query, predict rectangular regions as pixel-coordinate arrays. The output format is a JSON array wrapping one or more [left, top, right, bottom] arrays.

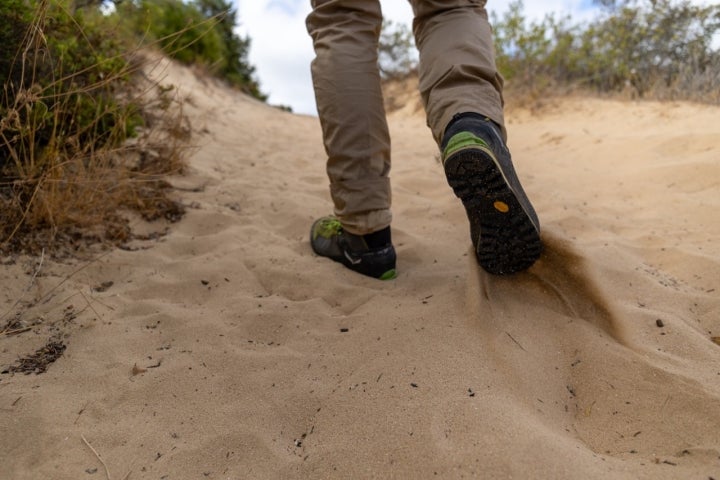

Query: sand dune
[[2, 57, 719, 479]]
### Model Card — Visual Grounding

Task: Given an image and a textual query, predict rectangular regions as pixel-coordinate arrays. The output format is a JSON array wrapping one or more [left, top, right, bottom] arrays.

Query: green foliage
[[1, 1, 140, 178], [125, 0, 225, 67], [493, 2, 575, 84], [0, 0, 34, 89], [1, 0, 265, 252], [584, 0, 720, 96], [0, 1, 185, 252], [116, 0, 265, 100], [378, 20, 417, 79], [195, 0, 265, 100], [492, 0, 720, 101]]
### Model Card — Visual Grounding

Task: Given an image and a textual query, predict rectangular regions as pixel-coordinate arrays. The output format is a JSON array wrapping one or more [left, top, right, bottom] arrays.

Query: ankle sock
[[363, 226, 392, 248]]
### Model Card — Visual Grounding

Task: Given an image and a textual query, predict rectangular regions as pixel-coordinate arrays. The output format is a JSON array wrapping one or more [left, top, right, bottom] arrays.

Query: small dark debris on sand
[[93, 281, 114, 293], [2, 338, 66, 375]]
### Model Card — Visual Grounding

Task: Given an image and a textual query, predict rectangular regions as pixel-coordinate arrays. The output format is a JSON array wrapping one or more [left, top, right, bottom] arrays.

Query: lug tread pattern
[[445, 150, 542, 275]]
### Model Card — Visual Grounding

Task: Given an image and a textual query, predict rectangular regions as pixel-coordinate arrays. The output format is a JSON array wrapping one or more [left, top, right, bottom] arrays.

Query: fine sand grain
[[2, 57, 719, 479]]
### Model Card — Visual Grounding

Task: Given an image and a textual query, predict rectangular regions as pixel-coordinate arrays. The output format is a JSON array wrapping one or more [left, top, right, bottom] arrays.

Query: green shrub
[[492, 0, 720, 102], [1, 0, 270, 253], [582, 0, 720, 98], [0, 0, 34, 89], [116, 0, 266, 100], [1, 1, 183, 253], [196, 0, 266, 100], [127, 0, 225, 68], [379, 20, 417, 79], [2, 1, 138, 177]]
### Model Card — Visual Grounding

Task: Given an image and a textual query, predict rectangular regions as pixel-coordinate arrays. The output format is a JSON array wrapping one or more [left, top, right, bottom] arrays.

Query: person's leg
[[410, 0, 505, 143], [410, 0, 542, 274], [306, 0, 397, 280], [307, 0, 391, 235]]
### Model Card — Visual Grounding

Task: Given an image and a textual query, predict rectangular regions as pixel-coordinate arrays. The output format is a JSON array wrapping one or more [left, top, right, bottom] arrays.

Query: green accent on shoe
[[378, 269, 397, 281], [441, 115, 543, 275], [310, 215, 397, 280], [312, 216, 343, 240], [442, 131, 492, 164]]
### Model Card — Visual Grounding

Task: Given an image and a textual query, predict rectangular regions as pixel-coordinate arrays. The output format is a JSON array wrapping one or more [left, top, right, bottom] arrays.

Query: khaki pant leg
[[307, 0, 392, 235], [409, 0, 506, 144]]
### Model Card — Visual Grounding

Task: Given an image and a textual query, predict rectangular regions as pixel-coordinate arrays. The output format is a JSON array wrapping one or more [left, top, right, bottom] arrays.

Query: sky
[[231, 1, 701, 115]]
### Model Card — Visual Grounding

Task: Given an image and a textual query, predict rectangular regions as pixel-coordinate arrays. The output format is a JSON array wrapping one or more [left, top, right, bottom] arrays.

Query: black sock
[[363, 226, 392, 248]]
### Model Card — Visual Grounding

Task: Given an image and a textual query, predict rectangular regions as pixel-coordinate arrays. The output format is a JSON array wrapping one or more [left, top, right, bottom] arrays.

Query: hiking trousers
[[307, 0, 505, 234]]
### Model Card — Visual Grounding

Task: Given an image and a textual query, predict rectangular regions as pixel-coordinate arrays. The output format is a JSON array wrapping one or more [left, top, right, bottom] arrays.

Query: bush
[[1, 1, 185, 254], [116, 0, 266, 100], [584, 0, 720, 99], [378, 20, 417, 79], [1, 0, 269, 254], [0, 0, 34, 89], [492, 0, 720, 102], [195, 0, 266, 100]]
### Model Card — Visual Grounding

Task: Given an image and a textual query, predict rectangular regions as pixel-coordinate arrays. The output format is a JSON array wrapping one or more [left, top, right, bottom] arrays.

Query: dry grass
[[0, 3, 192, 256]]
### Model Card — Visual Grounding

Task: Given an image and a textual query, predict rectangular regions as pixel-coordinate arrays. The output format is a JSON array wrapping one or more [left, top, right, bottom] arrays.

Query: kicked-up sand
[[1, 56, 719, 479]]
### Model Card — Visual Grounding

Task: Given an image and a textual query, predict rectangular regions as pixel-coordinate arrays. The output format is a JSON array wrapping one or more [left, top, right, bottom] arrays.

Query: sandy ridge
[[1, 57, 719, 479]]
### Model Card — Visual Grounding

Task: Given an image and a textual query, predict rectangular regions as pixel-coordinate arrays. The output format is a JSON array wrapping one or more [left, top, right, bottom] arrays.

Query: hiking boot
[[310, 216, 397, 280], [441, 113, 542, 275]]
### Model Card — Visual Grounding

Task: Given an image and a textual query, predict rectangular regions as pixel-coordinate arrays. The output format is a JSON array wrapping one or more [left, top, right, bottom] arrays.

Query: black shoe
[[441, 113, 542, 275], [310, 216, 397, 280]]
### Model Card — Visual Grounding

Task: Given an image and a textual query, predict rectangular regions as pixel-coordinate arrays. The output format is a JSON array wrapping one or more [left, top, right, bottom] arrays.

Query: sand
[[2, 56, 719, 479]]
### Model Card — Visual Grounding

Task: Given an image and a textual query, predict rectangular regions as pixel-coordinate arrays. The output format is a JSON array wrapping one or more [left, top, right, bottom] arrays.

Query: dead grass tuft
[[0, 3, 192, 256]]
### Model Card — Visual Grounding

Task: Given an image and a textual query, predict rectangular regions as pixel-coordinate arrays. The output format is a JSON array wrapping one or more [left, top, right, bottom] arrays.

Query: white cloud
[[235, 1, 315, 113]]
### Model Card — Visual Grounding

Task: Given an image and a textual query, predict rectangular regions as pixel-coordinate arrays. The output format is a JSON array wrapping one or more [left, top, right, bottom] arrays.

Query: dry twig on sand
[[82, 434, 112, 480]]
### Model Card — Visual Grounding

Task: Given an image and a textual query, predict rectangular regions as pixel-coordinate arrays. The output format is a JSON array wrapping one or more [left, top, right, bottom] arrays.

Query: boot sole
[[444, 147, 542, 275]]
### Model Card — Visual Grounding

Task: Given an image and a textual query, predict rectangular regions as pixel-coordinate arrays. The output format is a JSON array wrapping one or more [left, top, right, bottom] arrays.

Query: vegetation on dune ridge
[[115, 0, 265, 101], [493, 0, 720, 103], [380, 0, 720, 104], [2, 0, 718, 254], [0, 0, 264, 255]]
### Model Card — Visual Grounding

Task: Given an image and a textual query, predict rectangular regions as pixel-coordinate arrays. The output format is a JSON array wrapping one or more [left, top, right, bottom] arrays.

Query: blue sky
[[231, 1, 698, 114]]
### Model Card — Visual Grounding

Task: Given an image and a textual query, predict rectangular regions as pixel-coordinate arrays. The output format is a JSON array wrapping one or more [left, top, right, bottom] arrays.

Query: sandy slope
[[2, 57, 720, 479]]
